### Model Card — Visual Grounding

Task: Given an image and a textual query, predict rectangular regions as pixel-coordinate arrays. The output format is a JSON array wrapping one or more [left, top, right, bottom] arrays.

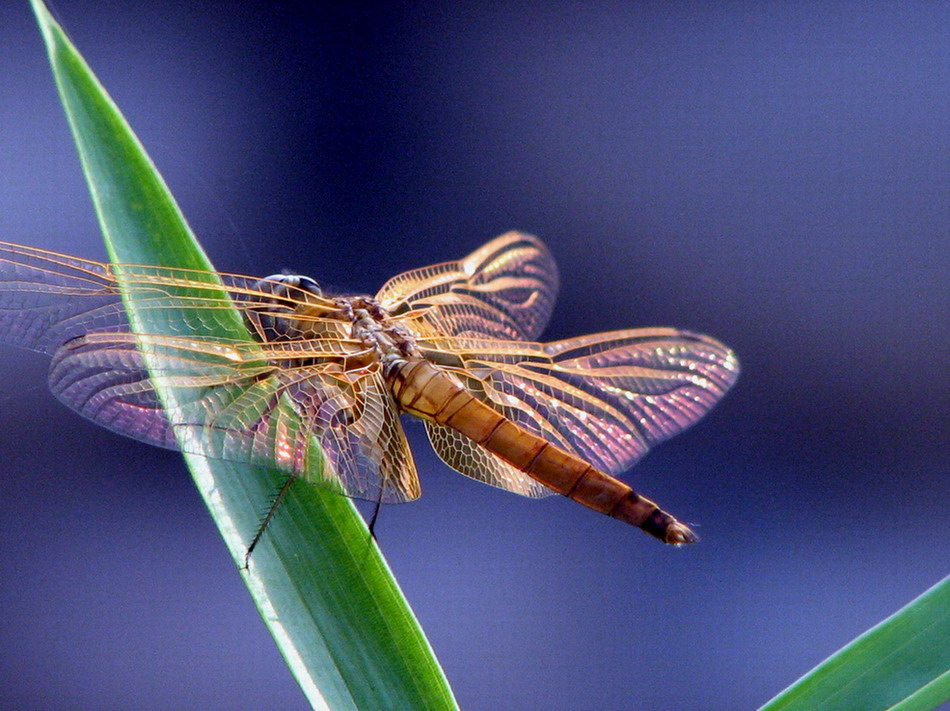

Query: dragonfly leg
[[367, 493, 384, 540], [243, 475, 296, 569]]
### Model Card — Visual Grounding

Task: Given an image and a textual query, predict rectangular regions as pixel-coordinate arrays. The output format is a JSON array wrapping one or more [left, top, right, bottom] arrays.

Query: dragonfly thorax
[[336, 295, 420, 366]]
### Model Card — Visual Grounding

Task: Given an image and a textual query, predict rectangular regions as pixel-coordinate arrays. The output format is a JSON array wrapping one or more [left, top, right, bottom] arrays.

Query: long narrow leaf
[[760, 575, 950, 711], [30, 2, 458, 708]]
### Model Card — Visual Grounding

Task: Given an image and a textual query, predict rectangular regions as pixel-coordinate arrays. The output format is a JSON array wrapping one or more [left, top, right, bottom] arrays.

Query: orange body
[[389, 357, 696, 544]]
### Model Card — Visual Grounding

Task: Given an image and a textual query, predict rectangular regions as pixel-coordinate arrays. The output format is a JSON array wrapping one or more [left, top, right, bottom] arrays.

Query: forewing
[[419, 329, 739, 475], [0, 241, 125, 353], [48, 333, 420, 503], [375, 231, 559, 340], [0, 240, 342, 354]]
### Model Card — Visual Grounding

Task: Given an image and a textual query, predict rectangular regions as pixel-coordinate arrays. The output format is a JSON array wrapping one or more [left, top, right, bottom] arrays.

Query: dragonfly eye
[[244, 273, 324, 342], [257, 273, 323, 298]]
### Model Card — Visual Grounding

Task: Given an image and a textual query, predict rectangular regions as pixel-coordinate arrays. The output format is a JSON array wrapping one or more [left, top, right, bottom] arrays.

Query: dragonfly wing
[[421, 329, 739, 476], [424, 421, 553, 498], [0, 241, 123, 353], [49, 333, 420, 503], [375, 231, 559, 340], [0, 240, 418, 501], [0, 240, 342, 353], [303, 367, 421, 503]]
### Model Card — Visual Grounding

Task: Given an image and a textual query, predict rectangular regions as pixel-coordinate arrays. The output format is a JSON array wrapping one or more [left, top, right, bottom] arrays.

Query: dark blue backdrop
[[0, 2, 946, 709]]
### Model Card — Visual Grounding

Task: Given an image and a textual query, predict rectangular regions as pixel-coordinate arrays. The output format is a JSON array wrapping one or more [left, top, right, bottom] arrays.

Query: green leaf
[[760, 575, 950, 711], [29, 2, 458, 709]]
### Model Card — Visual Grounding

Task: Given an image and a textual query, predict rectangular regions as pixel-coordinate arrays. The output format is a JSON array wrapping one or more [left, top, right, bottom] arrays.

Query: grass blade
[[760, 575, 950, 711], [29, 1, 458, 708]]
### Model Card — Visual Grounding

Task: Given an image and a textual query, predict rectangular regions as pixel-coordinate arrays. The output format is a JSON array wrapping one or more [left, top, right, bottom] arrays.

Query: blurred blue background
[[0, 1, 946, 709]]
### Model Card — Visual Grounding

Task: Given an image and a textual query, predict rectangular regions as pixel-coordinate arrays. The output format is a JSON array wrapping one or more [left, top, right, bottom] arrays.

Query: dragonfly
[[0, 232, 738, 547]]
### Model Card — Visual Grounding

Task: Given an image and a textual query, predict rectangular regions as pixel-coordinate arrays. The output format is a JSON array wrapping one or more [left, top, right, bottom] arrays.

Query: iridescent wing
[[0, 241, 344, 352], [417, 329, 739, 489], [375, 231, 559, 341], [0, 241, 420, 503], [423, 422, 553, 498]]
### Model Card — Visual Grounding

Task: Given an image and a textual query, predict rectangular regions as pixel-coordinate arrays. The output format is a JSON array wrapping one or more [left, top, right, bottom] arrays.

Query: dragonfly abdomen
[[390, 357, 697, 545]]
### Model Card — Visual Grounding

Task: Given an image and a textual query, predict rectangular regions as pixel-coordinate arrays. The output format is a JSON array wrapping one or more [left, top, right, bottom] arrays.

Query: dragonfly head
[[243, 273, 328, 342], [257, 273, 323, 298]]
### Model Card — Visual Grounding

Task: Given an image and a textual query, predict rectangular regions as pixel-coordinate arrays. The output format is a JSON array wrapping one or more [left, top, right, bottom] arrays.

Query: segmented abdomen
[[387, 357, 696, 544]]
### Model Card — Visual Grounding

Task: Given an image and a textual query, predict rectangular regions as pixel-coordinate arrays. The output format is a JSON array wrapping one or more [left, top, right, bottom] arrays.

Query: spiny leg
[[243, 475, 296, 569], [367, 487, 385, 540]]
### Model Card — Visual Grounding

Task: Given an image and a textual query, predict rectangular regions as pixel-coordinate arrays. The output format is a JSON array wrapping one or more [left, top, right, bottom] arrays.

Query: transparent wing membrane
[[0, 241, 347, 351], [376, 231, 559, 341], [418, 328, 739, 476], [48, 332, 420, 503], [424, 421, 553, 498]]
